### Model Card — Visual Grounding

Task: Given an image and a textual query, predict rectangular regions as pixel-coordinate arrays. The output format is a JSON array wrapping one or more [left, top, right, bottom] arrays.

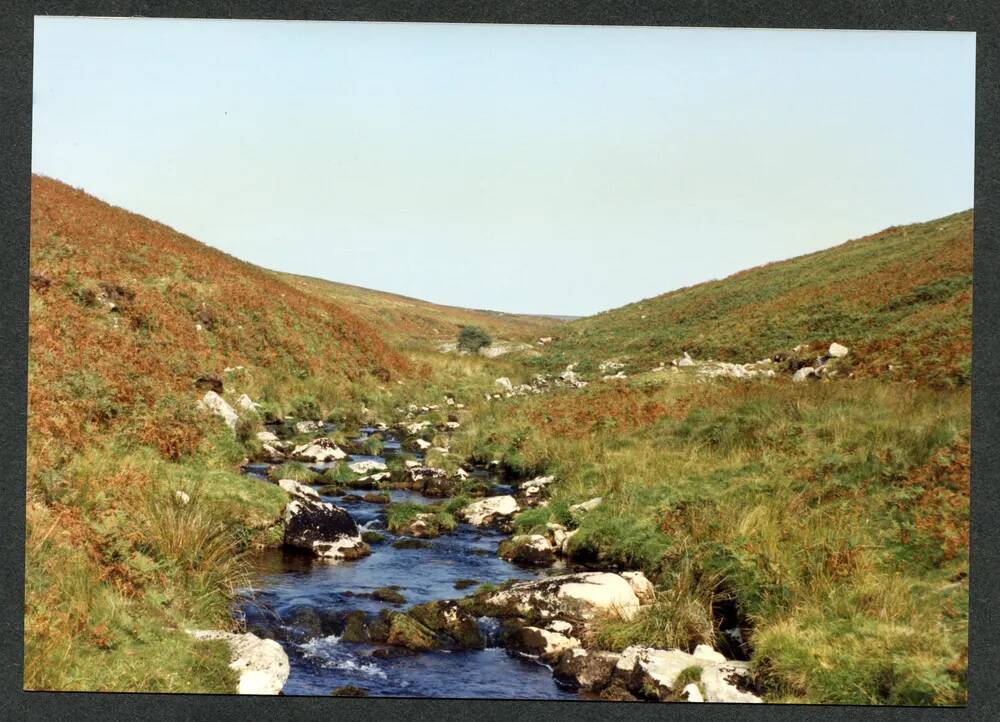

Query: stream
[[236, 429, 579, 699]]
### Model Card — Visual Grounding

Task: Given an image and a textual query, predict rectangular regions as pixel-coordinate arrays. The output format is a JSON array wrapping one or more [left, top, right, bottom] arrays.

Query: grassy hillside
[[541, 210, 972, 388], [444, 210, 972, 704], [25, 176, 411, 690], [274, 271, 559, 351]]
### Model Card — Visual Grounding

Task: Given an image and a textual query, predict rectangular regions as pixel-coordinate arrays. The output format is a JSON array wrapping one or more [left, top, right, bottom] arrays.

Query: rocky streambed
[[227, 420, 760, 702]]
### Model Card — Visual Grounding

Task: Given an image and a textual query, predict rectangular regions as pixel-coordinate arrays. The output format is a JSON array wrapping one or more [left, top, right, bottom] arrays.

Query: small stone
[[569, 497, 603, 514], [330, 685, 368, 697], [828, 342, 849, 358], [792, 366, 816, 382]]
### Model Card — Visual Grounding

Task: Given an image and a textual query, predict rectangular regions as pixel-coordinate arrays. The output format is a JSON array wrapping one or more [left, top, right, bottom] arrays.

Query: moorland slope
[[25, 175, 412, 690], [273, 271, 559, 350], [541, 210, 973, 388]]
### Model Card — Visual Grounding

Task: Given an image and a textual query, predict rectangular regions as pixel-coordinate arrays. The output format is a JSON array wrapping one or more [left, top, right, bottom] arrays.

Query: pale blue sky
[[32, 18, 975, 316]]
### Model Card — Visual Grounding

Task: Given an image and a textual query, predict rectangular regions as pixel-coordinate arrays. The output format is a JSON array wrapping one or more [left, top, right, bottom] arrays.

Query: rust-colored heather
[[28, 175, 411, 464]]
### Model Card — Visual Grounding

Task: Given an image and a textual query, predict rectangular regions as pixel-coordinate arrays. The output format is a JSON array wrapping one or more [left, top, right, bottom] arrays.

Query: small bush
[[289, 395, 321, 421], [457, 325, 492, 354], [234, 411, 262, 444]]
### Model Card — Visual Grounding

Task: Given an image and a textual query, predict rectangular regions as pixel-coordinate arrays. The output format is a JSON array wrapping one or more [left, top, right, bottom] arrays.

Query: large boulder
[[198, 391, 238, 429], [349, 459, 387, 475], [480, 571, 653, 623], [407, 600, 485, 649], [554, 648, 621, 692], [383, 612, 439, 652], [613, 645, 761, 703], [187, 630, 289, 695], [292, 437, 346, 463], [283, 498, 369, 560], [459, 495, 519, 527], [508, 626, 580, 663], [278, 478, 320, 501]]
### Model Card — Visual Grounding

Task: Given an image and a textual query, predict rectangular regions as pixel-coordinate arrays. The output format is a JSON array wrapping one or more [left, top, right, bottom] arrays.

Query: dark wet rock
[[420, 474, 462, 498], [373, 587, 407, 604], [283, 498, 370, 560], [599, 681, 640, 701], [339, 494, 365, 504], [403, 466, 454, 497], [453, 578, 479, 590], [361, 531, 386, 544], [339, 610, 371, 643], [554, 648, 621, 692], [392, 538, 431, 550], [254, 444, 286, 464], [384, 611, 439, 652], [287, 606, 325, 639], [407, 600, 484, 650], [241, 603, 289, 643], [363, 492, 391, 504], [370, 646, 418, 660], [498, 534, 558, 566], [330, 685, 368, 697], [317, 484, 346, 496]]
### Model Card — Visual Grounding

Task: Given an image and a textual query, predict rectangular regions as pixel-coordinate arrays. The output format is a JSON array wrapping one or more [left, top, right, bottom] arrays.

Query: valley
[[25, 176, 971, 705]]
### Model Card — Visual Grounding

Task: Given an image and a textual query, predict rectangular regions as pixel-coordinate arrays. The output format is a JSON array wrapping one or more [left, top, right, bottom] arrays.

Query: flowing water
[[237, 431, 578, 699]]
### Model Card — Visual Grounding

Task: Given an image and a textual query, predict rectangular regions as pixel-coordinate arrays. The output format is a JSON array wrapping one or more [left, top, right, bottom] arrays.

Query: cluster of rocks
[[463, 572, 761, 703], [485, 366, 590, 403], [557, 644, 760, 702], [452, 470, 604, 567], [639, 341, 850, 384], [788, 342, 850, 382], [498, 504, 600, 567]]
